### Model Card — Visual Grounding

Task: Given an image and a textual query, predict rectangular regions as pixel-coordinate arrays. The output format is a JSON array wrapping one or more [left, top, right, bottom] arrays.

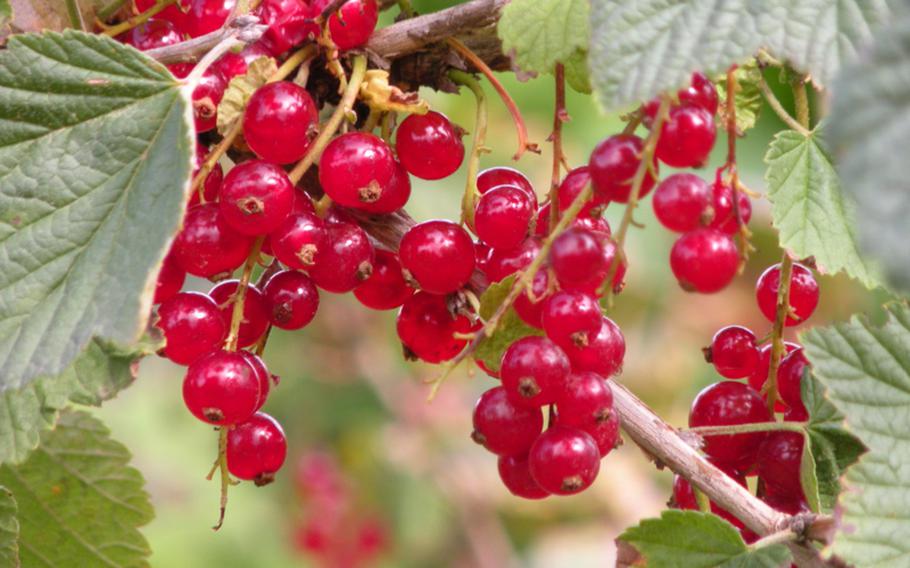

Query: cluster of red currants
[[674, 262, 820, 539]]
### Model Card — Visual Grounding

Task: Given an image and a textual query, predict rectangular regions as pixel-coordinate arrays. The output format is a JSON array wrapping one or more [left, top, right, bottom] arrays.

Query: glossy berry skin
[[536, 203, 612, 238], [395, 111, 464, 180], [747, 342, 801, 408], [656, 105, 716, 168], [561, 316, 625, 377], [173, 204, 252, 278], [396, 291, 477, 363], [190, 143, 223, 206], [244, 82, 318, 164], [529, 426, 600, 495], [688, 381, 773, 471], [777, 349, 809, 416], [239, 350, 271, 410], [652, 173, 711, 232], [709, 181, 752, 234], [472, 387, 543, 457], [670, 228, 739, 293], [542, 291, 602, 350], [708, 325, 759, 379], [557, 166, 608, 218], [477, 167, 535, 203], [498, 455, 549, 499], [566, 409, 620, 456], [474, 185, 535, 250], [308, 221, 375, 293], [680, 72, 719, 115], [756, 263, 819, 326], [319, 132, 396, 208], [354, 250, 413, 310], [192, 69, 227, 133], [269, 212, 327, 270], [120, 18, 181, 51], [588, 134, 658, 203], [256, 0, 319, 55], [556, 372, 613, 428], [399, 220, 475, 294], [483, 237, 540, 282], [209, 280, 270, 348], [358, 160, 411, 214], [135, 0, 190, 32], [549, 228, 607, 289], [182, 350, 261, 425], [500, 337, 571, 408], [327, 0, 378, 50], [154, 252, 186, 305], [513, 270, 549, 329], [220, 160, 295, 235], [572, 237, 626, 295], [155, 292, 226, 365], [184, 0, 236, 37], [227, 412, 288, 484], [262, 270, 319, 330], [758, 432, 805, 500]]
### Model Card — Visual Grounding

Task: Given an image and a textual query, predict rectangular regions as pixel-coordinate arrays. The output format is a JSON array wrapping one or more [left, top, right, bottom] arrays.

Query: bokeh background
[[96, 1, 891, 566]]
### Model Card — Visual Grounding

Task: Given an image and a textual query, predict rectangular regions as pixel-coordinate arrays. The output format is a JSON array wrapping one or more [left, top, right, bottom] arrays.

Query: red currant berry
[[120, 18, 181, 50], [652, 173, 711, 232], [399, 220, 475, 294], [209, 280, 270, 348], [182, 350, 261, 425], [549, 228, 606, 288], [220, 160, 295, 235], [483, 237, 541, 282], [474, 185, 535, 250], [688, 381, 772, 471], [477, 167, 535, 203], [269, 211, 327, 270], [588, 134, 658, 203], [513, 270, 549, 329], [709, 181, 752, 234], [319, 132, 396, 208], [256, 0, 319, 55], [557, 166, 607, 218], [262, 270, 319, 330], [529, 426, 600, 495], [574, 236, 626, 295], [500, 336, 570, 408], [498, 455, 549, 499], [244, 82, 318, 164], [472, 386, 544, 457], [395, 111, 464, 180], [396, 291, 477, 363], [761, 492, 810, 516], [173, 204, 253, 278], [680, 72, 719, 114], [565, 408, 620, 456], [656, 105, 716, 168], [542, 291, 602, 350], [227, 412, 287, 484], [155, 292, 226, 365], [756, 263, 819, 326], [475, 358, 500, 380], [168, 62, 194, 78], [708, 325, 759, 379], [757, 432, 805, 500], [239, 350, 271, 410], [555, 371, 613, 427], [135, 0, 190, 31], [326, 0, 378, 50], [747, 342, 801, 408], [354, 250, 414, 310], [358, 160, 411, 214], [184, 0, 236, 37], [777, 349, 809, 415], [192, 69, 227, 133], [535, 203, 613, 238], [670, 228, 739, 293], [190, 142, 223, 206], [154, 251, 186, 304], [307, 221, 375, 293], [560, 316, 625, 377]]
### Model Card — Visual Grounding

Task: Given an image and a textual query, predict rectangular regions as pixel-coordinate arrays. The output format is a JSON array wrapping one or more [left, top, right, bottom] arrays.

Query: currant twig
[[448, 69, 488, 228], [548, 63, 567, 234]]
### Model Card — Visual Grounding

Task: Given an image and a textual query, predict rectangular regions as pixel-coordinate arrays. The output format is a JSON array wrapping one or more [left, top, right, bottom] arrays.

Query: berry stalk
[[224, 237, 265, 352], [686, 421, 804, 436], [101, 0, 179, 37], [448, 70, 488, 228], [548, 63, 567, 234], [764, 254, 794, 413], [756, 75, 810, 137], [721, 65, 753, 262]]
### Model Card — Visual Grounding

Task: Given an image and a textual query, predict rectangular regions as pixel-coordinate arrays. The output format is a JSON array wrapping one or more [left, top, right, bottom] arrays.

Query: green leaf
[[0, 410, 153, 567], [763, 130, 878, 288], [474, 276, 543, 374], [588, 0, 892, 110], [564, 49, 592, 94], [715, 61, 763, 133], [0, 31, 194, 391], [802, 303, 910, 566], [827, 14, 910, 291], [618, 510, 791, 568], [498, 0, 589, 74], [0, 487, 18, 567]]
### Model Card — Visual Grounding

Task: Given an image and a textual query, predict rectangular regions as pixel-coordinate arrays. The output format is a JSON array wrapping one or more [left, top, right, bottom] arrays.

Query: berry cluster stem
[[210, 426, 233, 531], [224, 236, 265, 352], [548, 63, 567, 233], [686, 421, 804, 436], [448, 69, 488, 228], [757, 75, 810, 137], [101, 0, 179, 36], [764, 254, 794, 413], [721, 65, 754, 263]]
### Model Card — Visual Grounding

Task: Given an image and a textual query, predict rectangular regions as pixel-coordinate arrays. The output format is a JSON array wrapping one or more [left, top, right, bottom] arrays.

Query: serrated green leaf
[[716, 61, 762, 132], [0, 486, 18, 567], [828, 14, 910, 291], [619, 510, 791, 568], [802, 303, 910, 566], [588, 0, 892, 110], [0, 410, 153, 567], [498, 0, 589, 74], [763, 130, 878, 288], [564, 49, 592, 94], [216, 55, 277, 135], [0, 31, 194, 391], [474, 276, 543, 374]]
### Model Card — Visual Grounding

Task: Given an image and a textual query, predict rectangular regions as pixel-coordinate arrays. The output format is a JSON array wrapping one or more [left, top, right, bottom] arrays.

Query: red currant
[[542, 291, 602, 350], [708, 325, 759, 379], [669, 228, 739, 293], [192, 69, 227, 133], [472, 386, 544, 457], [555, 371, 613, 427], [396, 291, 477, 363], [256, 0, 319, 55], [680, 72, 719, 115], [549, 228, 613, 291], [227, 412, 288, 484], [154, 251, 186, 305], [688, 381, 772, 471], [777, 349, 809, 416], [399, 220, 475, 294], [357, 160, 411, 215], [529, 426, 600, 495], [564, 408, 620, 456], [500, 336, 570, 408], [156, 292, 226, 365], [319, 132, 396, 209], [747, 342, 801, 409], [497, 455, 549, 499], [239, 350, 271, 410], [182, 350, 261, 425], [184, 0, 236, 37], [326, 0, 378, 50], [560, 316, 625, 377], [395, 111, 464, 180], [535, 203, 612, 238], [209, 280, 270, 348], [354, 250, 413, 310], [474, 185, 535, 250], [269, 211, 327, 270], [755, 263, 819, 326], [652, 173, 711, 232], [656, 105, 716, 168], [483, 237, 540, 282], [513, 270, 549, 329], [120, 18, 181, 50], [220, 159, 295, 235], [477, 167, 535, 203], [135, 0, 190, 32], [244, 82, 319, 164], [557, 166, 607, 218], [173, 204, 252, 278], [262, 270, 319, 330], [757, 432, 805, 500], [588, 134, 658, 203], [307, 221, 375, 293], [709, 181, 752, 234]]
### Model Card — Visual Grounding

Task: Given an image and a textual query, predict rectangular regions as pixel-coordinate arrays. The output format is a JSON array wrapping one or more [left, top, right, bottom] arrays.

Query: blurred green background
[[96, 2, 887, 566]]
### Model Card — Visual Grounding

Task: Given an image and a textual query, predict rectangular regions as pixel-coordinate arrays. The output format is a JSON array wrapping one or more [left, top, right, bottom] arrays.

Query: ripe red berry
[[483, 237, 541, 282], [708, 325, 759, 379], [513, 270, 549, 329], [156, 292, 226, 365], [762, 491, 810, 516], [560, 316, 625, 377], [256, 0, 319, 55], [120, 18, 181, 50], [326, 0, 378, 50], [182, 350, 261, 425], [396, 291, 477, 363], [209, 280, 270, 348], [497, 455, 549, 499], [542, 291, 602, 350], [756, 263, 819, 326], [529, 426, 601, 495], [358, 160, 411, 215], [190, 142, 223, 206], [757, 432, 805, 500], [227, 412, 288, 484], [556, 371, 614, 427], [688, 381, 772, 471], [307, 221, 375, 293], [244, 82, 319, 164], [656, 105, 717, 168], [220, 160, 295, 235], [154, 251, 186, 305], [269, 212, 327, 270], [399, 220, 475, 294], [549, 228, 606, 289], [652, 173, 711, 232], [777, 349, 809, 416], [173, 204, 253, 278], [192, 69, 227, 133], [184, 0, 236, 37], [239, 350, 271, 410], [588, 134, 658, 203], [535, 203, 613, 238], [569, 236, 626, 295], [564, 408, 620, 456], [395, 111, 464, 180], [680, 72, 719, 115], [669, 228, 739, 293], [474, 185, 535, 250], [709, 181, 752, 234], [319, 132, 396, 208], [212, 43, 272, 82], [557, 166, 607, 218], [500, 336, 570, 408], [354, 250, 413, 310], [747, 342, 801, 410], [262, 270, 319, 330], [477, 167, 535, 203], [472, 387, 544, 457], [135, 0, 190, 32]]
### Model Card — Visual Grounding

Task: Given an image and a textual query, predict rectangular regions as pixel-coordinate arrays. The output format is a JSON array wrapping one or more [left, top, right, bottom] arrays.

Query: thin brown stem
[[449, 70, 488, 228], [765, 255, 794, 413], [548, 64, 567, 234], [102, 0, 178, 36], [211, 426, 232, 531], [792, 80, 810, 130], [687, 421, 804, 436]]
